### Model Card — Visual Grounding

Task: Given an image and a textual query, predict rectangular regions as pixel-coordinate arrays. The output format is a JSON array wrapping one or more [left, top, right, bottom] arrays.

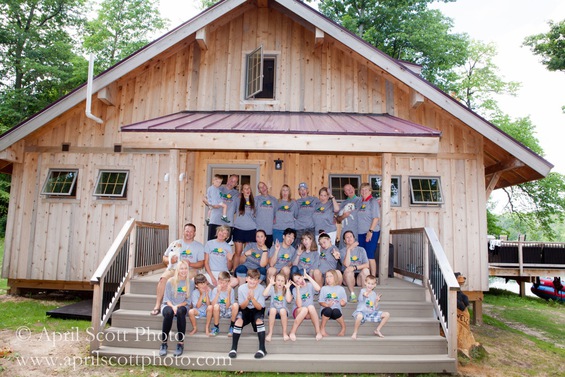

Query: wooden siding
[[2, 4, 489, 291]]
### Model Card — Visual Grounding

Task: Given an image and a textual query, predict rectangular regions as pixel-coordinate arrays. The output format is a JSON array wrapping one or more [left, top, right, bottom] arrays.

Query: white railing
[[90, 219, 169, 350], [390, 227, 459, 359]]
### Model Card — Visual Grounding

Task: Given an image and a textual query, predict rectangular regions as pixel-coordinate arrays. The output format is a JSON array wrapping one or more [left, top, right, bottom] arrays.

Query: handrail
[[90, 218, 168, 351], [390, 227, 459, 359]]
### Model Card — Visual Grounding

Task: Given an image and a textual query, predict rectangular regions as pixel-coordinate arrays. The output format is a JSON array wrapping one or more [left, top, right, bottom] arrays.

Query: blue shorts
[[234, 265, 266, 281], [233, 228, 257, 243], [358, 231, 380, 259], [352, 310, 382, 324], [192, 306, 207, 318]]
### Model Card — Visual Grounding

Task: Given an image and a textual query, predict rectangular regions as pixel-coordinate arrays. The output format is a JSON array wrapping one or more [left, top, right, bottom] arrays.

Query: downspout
[[86, 53, 104, 124]]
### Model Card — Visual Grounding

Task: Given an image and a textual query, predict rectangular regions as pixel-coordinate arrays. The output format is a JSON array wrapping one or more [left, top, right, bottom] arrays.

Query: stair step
[[110, 309, 440, 336], [94, 346, 456, 374], [102, 327, 448, 354]]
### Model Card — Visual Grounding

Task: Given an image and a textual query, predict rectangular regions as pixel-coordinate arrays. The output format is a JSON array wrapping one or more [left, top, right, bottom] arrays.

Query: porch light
[[274, 159, 283, 170]]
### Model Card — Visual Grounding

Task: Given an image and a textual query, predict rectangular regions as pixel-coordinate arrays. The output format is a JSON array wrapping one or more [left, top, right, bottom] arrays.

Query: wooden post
[[169, 149, 180, 243], [379, 153, 392, 283], [518, 234, 525, 297]]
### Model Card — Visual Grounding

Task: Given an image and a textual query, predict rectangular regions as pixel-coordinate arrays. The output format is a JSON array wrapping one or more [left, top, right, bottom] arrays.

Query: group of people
[[151, 177, 390, 359]]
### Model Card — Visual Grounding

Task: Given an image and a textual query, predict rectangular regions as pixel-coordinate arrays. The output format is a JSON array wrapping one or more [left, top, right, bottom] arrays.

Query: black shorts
[[233, 228, 257, 243], [237, 307, 265, 331]]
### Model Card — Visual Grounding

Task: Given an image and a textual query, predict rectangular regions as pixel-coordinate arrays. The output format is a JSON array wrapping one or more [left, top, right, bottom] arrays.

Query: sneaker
[[254, 349, 267, 359], [349, 293, 358, 303], [221, 215, 230, 223], [159, 343, 168, 356], [205, 218, 210, 226], [228, 350, 237, 358], [174, 343, 184, 357], [210, 327, 219, 336], [228, 326, 234, 337]]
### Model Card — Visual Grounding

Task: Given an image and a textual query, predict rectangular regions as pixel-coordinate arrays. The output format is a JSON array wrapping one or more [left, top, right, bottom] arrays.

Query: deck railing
[[90, 219, 169, 350], [390, 227, 459, 358], [488, 239, 565, 269]]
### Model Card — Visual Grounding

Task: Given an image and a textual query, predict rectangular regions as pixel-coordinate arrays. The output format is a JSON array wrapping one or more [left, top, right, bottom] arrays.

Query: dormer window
[[245, 46, 276, 100]]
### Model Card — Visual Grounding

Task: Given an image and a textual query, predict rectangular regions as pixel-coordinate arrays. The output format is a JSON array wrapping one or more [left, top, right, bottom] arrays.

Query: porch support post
[[379, 152, 392, 283], [169, 149, 180, 242]]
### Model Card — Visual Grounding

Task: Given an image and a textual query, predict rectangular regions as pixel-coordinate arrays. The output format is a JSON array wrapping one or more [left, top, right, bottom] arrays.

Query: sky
[[158, 0, 565, 175]]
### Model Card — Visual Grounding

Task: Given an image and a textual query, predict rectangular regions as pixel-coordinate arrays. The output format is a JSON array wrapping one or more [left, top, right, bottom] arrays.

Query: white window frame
[[370, 175, 401, 207], [41, 169, 79, 196], [94, 170, 129, 198], [329, 174, 361, 202], [409, 176, 444, 205], [245, 45, 264, 99]]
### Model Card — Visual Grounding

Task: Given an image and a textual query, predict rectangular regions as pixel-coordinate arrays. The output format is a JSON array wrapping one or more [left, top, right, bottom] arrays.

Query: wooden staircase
[[94, 272, 457, 373]]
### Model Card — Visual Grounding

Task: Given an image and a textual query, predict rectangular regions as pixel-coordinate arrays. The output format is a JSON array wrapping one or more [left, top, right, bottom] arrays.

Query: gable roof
[[0, 0, 552, 186]]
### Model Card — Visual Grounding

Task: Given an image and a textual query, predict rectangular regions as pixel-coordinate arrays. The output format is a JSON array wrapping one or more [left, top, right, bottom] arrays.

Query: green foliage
[[524, 19, 565, 72], [317, 0, 469, 92], [486, 208, 506, 237], [0, 0, 87, 132], [82, 0, 167, 73], [199, 0, 218, 9], [452, 40, 520, 118]]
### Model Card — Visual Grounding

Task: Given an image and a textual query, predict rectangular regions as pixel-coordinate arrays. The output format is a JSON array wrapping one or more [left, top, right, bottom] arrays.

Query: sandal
[[150, 308, 160, 316]]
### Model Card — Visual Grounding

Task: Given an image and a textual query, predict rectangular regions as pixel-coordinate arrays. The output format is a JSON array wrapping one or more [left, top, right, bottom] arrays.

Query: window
[[42, 169, 78, 196], [245, 46, 276, 100], [329, 175, 361, 201], [94, 170, 129, 198], [409, 177, 444, 205], [370, 175, 401, 206]]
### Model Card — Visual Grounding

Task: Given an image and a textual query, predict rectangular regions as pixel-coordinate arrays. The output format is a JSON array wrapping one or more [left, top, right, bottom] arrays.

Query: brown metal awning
[[120, 111, 441, 153]]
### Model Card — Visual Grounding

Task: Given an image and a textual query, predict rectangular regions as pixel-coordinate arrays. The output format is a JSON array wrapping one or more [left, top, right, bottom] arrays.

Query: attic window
[[409, 177, 443, 205], [42, 169, 78, 196], [245, 46, 276, 99], [94, 170, 129, 198]]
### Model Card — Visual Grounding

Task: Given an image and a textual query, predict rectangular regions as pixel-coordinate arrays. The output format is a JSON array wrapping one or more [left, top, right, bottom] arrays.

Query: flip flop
[[150, 308, 160, 316]]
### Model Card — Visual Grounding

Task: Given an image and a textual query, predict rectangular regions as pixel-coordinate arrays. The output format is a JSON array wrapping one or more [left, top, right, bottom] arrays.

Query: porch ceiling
[[120, 111, 441, 153]]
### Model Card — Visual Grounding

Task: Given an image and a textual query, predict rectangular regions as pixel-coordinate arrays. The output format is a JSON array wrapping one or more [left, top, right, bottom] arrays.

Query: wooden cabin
[[0, 0, 552, 300]]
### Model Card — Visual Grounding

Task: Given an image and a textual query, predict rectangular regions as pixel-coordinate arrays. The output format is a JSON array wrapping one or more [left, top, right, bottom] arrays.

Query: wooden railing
[[390, 227, 459, 359], [90, 219, 169, 350]]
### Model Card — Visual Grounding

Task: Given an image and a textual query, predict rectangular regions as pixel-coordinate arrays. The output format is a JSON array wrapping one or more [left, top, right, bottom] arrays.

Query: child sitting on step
[[159, 260, 190, 357], [318, 269, 347, 337], [228, 268, 268, 359], [188, 274, 210, 335], [351, 274, 390, 339], [207, 271, 239, 337], [262, 272, 292, 341], [286, 271, 323, 341]]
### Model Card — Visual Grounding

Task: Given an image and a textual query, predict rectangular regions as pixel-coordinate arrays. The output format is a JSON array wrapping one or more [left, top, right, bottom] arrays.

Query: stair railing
[[390, 227, 459, 358], [90, 218, 169, 351]]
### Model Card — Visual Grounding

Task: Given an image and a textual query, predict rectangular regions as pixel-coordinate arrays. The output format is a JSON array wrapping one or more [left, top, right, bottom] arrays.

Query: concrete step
[[120, 293, 435, 317], [94, 346, 457, 374], [110, 309, 440, 336], [102, 327, 448, 354]]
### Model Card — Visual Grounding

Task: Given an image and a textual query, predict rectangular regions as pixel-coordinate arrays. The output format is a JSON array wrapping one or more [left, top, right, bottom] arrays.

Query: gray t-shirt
[[355, 288, 379, 314], [164, 239, 205, 270], [312, 201, 337, 234], [291, 281, 316, 309], [340, 245, 369, 268], [210, 185, 239, 226], [317, 245, 343, 274], [266, 286, 288, 311], [319, 285, 347, 311], [255, 194, 278, 235], [339, 196, 362, 239], [294, 250, 320, 274], [238, 283, 266, 309], [191, 288, 209, 310], [211, 287, 235, 310], [357, 197, 381, 234], [207, 185, 222, 206], [162, 279, 190, 310], [204, 239, 233, 271], [273, 199, 297, 230], [295, 196, 319, 229], [233, 196, 257, 230], [269, 243, 296, 270], [242, 242, 267, 269]]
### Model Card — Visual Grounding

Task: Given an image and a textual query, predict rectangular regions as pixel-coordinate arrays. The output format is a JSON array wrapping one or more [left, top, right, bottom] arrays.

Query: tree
[[82, 0, 167, 73], [0, 0, 87, 132], [318, 0, 469, 92], [523, 19, 565, 72], [451, 40, 520, 119]]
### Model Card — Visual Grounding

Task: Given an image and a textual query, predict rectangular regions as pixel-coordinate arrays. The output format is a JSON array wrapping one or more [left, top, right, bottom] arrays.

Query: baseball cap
[[298, 182, 308, 189]]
